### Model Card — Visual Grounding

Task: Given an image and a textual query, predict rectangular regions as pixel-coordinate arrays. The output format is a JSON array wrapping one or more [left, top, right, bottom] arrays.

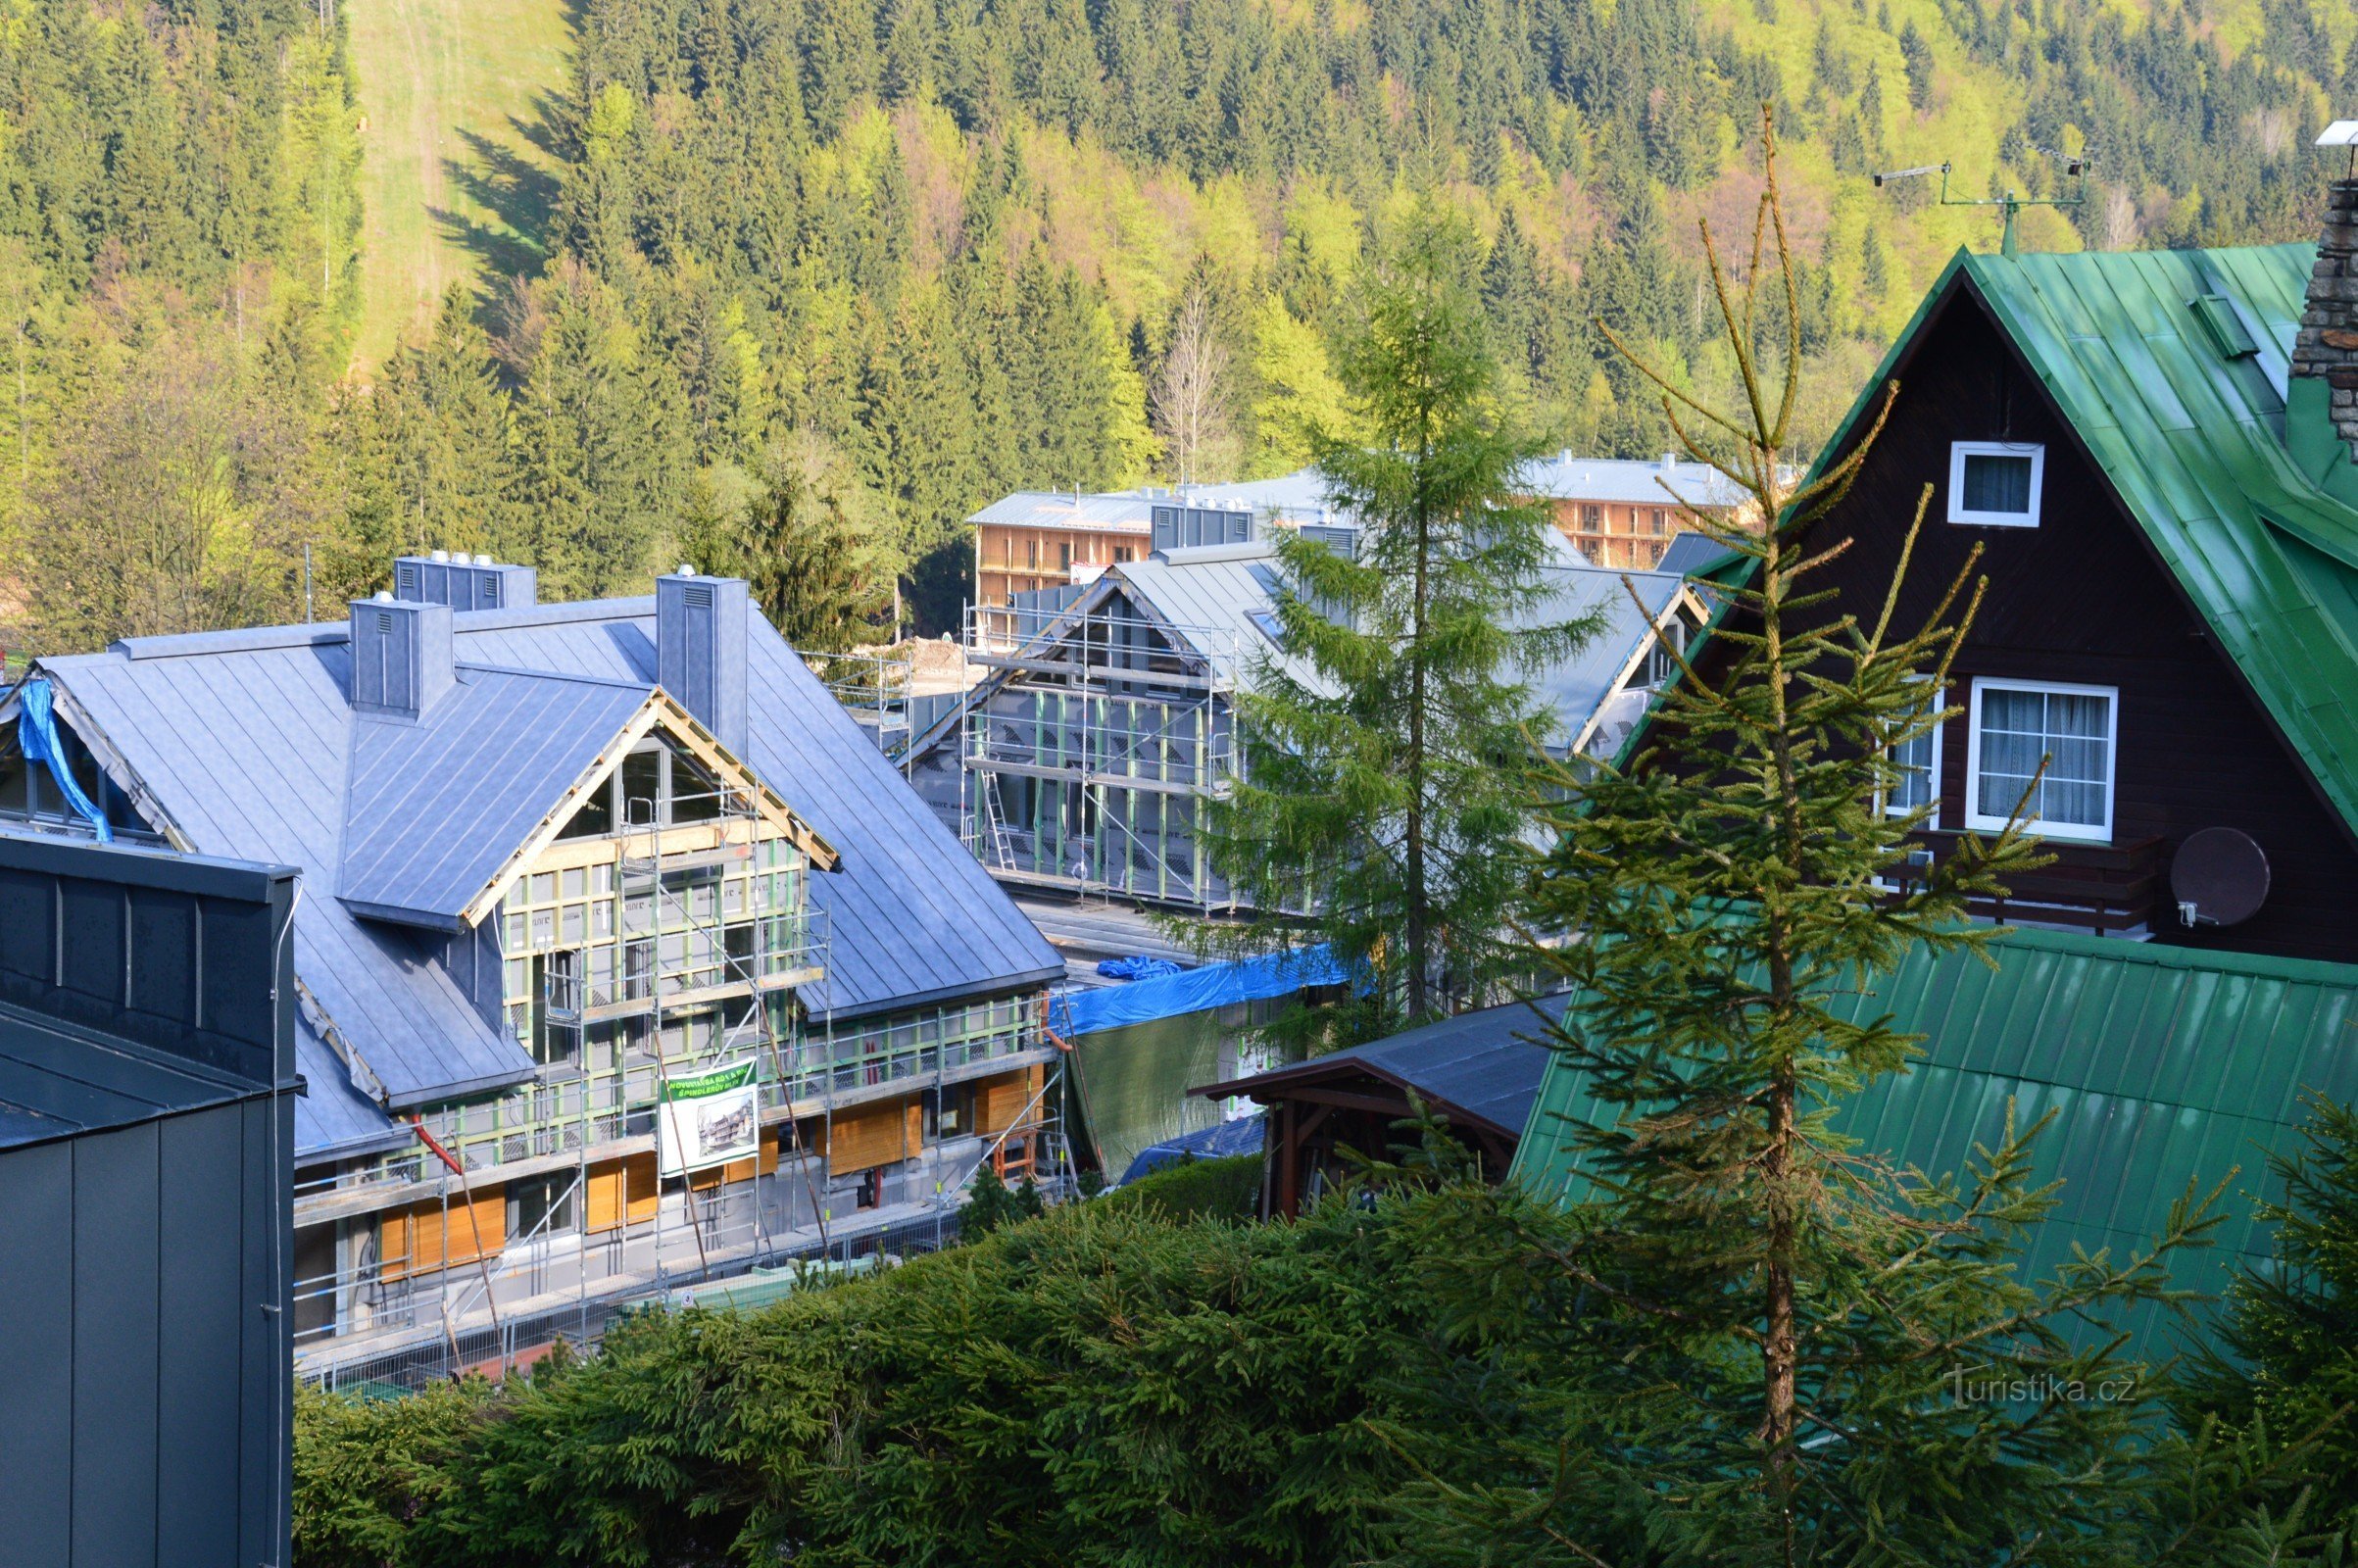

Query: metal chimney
[[348, 594, 455, 718], [392, 552, 538, 612], [656, 569, 750, 757]]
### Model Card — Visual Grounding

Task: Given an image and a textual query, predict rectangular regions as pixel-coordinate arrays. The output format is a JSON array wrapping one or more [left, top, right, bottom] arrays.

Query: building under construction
[[908, 517, 1711, 914], [0, 557, 1067, 1389]]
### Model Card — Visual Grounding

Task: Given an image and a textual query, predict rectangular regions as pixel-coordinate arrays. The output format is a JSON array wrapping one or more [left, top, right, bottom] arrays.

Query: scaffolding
[[813, 651, 916, 772], [958, 600, 1246, 911], [289, 764, 1069, 1391]]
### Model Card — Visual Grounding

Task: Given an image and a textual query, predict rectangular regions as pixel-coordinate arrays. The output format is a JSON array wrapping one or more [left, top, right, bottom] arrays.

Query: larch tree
[[1454, 111, 2230, 1565], [1151, 282, 1236, 484]]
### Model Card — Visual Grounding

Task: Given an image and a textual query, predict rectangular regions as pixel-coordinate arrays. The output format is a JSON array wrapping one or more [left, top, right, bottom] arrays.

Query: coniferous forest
[[2, 0, 2353, 645]]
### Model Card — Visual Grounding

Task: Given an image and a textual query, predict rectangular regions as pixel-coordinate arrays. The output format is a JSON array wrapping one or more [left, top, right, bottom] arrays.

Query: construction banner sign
[[658, 1059, 761, 1176]]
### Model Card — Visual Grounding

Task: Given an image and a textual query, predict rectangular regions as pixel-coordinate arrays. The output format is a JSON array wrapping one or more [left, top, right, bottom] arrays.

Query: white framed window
[[1884, 680, 1943, 825], [1947, 441, 2044, 527], [1965, 678, 2117, 842]]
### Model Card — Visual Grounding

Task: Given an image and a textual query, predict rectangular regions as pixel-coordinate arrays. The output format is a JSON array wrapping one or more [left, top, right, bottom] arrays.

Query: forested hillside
[[5, 0, 2354, 647]]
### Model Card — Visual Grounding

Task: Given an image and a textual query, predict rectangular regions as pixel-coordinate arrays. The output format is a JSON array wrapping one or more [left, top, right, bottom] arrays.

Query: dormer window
[[1948, 441, 2044, 527]]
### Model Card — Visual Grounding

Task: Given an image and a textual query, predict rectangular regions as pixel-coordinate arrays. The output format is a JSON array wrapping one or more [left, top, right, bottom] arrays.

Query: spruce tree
[[1464, 112, 2224, 1563], [681, 431, 900, 652], [2173, 1091, 2358, 1546], [1198, 200, 1597, 1039]]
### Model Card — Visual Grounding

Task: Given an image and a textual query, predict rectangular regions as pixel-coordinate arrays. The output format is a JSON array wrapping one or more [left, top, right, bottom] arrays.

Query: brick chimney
[[2291, 171, 2358, 464]]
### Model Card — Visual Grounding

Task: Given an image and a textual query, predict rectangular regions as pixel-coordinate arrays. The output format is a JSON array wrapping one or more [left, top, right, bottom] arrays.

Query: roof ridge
[[103, 594, 665, 662], [451, 596, 657, 631], [450, 662, 655, 694]]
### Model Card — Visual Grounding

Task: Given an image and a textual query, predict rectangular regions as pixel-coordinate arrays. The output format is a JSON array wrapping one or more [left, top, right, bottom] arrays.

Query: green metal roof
[[1511, 926, 2358, 1338], [1525, 244, 2358, 1338], [1796, 240, 2358, 841]]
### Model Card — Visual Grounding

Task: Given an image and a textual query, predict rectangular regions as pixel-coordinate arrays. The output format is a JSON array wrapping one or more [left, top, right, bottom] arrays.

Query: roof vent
[[657, 571, 749, 756], [349, 597, 454, 718], [392, 553, 537, 612], [2188, 294, 2259, 361]]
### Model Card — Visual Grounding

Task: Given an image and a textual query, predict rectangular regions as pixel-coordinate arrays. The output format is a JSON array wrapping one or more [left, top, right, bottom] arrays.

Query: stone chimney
[[2291, 172, 2358, 463]]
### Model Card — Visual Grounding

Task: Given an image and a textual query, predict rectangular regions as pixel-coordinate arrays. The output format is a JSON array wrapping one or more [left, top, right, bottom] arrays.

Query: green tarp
[[1067, 1006, 1243, 1180]]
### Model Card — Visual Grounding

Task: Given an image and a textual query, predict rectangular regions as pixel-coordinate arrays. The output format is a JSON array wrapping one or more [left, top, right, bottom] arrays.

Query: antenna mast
[[1873, 155, 2091, 256]]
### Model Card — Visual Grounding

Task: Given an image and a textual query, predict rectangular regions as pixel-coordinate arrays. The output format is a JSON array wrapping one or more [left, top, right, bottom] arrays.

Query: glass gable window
[[1966, 679, 2116, 841], [1947, 442, 2044, 527]]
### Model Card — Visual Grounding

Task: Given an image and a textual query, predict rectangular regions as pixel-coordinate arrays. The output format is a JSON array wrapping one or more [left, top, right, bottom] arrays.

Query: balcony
[[1888, 830, 2163, 936]]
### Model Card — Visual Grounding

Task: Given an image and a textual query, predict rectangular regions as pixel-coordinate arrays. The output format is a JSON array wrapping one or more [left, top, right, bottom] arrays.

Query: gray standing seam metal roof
[[1197, 992, 1569, 1140], [968, 463, 1737, 536], [337, 669, 656, 929], [33, 597, 1061, 1159], [40, 639, 535, 1117], [907, 547, 1679, 766], [1516, 454, 1748, 509], [1113, 550, 1684, 751], [1654, 530, 1737, 579], [1524, 568, 1689, 745], [0, 999, 264, 1150]]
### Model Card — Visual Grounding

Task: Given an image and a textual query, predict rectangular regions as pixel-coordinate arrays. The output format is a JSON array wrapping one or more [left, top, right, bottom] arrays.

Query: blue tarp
[[1052, 946, 1348, 1039], [17, 678, 109, 842], [1119, 1113, 1266, 1184], [1098, 955, 1182, 980]]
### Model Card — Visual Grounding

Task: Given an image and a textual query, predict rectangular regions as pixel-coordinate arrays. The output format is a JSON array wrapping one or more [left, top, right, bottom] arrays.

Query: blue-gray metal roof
[[967, 469, 1344, 533], [1199, 993, 1569, 1139], [446, 600, 1063, 1018], [294, 1022, 416, 1160], [337, 669, 654, 929], [32, 594, 1061, 1157], [1523, 566, 1689, 747], [1517, 453, 1747, 508], [1110, 550, 1676, 751], [1654, 531, 1735, 578], [36, 640, 535, 1115]]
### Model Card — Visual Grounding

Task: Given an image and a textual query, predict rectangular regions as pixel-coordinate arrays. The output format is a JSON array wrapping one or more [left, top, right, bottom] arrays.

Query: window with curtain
[[1947, 442, 2045, 527], [1967, 679, 2116, 840], [1884, 681, 1942, 821]]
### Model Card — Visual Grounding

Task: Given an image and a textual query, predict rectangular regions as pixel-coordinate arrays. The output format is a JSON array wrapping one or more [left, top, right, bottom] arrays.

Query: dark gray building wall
[[0, 833, 298, 1568]]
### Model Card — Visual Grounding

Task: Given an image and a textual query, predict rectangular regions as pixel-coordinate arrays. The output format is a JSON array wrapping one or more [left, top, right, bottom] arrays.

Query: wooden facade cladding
[[1735, 281, 2358, 963], [977, 522, 1145, 607], [1547, 500, 1685, 568], [585, 1154, 660, 1232], [380, 1185, 507, 1280], [975, 1064, 1046, 1135], [829, 1096, 919, 1174]]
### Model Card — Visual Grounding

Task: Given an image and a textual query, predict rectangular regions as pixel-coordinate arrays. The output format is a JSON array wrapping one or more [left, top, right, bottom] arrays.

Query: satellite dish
[[2170, 827, 2270, 928]]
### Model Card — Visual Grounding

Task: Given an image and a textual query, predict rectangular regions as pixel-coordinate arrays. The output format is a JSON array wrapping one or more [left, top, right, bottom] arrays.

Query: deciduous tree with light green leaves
[[1198, 202, 1597, 1041]]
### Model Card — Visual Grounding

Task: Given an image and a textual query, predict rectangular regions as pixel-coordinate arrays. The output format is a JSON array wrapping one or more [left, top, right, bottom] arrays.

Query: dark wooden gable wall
[[1711, 274, 2358, 964]]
